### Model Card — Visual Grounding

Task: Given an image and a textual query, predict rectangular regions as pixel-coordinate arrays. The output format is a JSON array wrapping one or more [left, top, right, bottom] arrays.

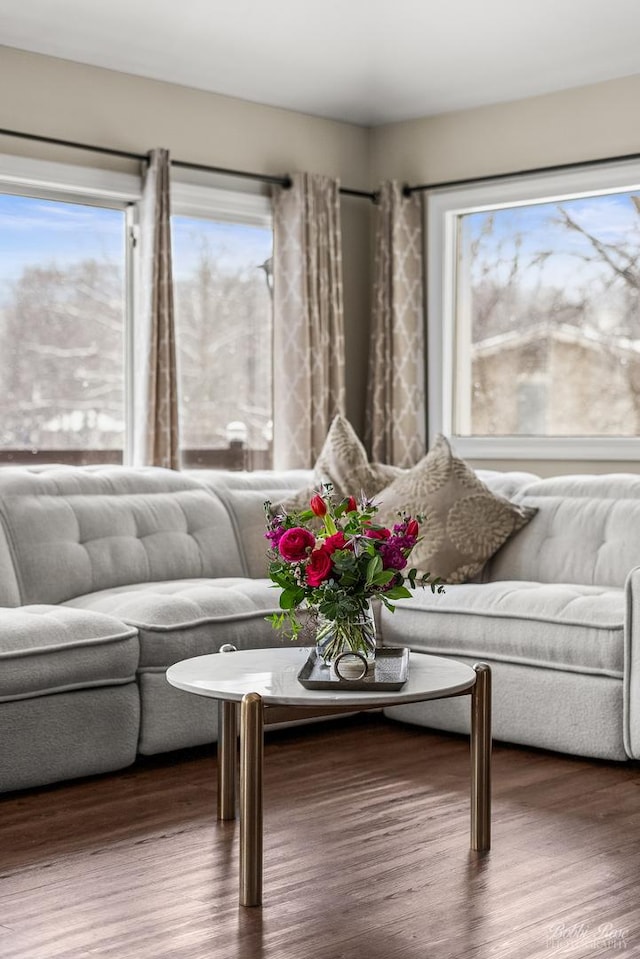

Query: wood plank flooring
[[1, 714, 639, 959]]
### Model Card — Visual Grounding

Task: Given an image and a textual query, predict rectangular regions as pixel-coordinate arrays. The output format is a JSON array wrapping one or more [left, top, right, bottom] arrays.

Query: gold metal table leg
[[470, 663, 492, 851], [217, 700, 238, 821], [240, 692, 263, 907]]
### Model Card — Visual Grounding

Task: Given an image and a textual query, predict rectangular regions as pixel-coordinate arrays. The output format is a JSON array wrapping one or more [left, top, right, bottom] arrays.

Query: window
[[0, 159, 133, 465], [0, 155, 274, 469], [170, 183, 273, 469], [428, 160, 640, 459]]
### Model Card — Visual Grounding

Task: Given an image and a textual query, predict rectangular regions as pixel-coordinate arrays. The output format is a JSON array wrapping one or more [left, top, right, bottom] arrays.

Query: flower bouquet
[[264, 485, 444, 668]]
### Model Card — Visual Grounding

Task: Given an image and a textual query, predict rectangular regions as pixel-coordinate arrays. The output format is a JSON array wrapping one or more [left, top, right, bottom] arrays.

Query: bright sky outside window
[[0, 193, 125, 459], [172, 215, 273, 461]]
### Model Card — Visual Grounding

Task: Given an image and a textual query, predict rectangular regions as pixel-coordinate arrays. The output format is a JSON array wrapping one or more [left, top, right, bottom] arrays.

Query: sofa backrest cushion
[[0, 522, 21, 607], [475, 469, 540, 499], [192, 469, 315, 578], [0, 466, 244, 605], [488, 473, 640, 588]]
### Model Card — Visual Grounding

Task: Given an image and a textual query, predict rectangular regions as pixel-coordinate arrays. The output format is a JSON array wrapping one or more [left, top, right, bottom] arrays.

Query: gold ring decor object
[[333, 651, 368, 681]]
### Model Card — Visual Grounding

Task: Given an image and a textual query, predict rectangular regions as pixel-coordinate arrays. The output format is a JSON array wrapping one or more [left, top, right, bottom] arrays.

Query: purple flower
[[391, 521, 418, 553], [389, 533, 416, 552], [265, 516, 286, 548], [380, 543, 407, 571]]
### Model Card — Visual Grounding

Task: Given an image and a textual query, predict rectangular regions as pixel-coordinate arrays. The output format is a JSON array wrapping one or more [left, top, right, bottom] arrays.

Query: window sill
[[0, 449, 123, 466], [448, 436, 640, 461]]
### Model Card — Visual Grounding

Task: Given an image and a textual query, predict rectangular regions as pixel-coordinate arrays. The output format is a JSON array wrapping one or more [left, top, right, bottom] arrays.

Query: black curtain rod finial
[[402, 183, 413, 198]]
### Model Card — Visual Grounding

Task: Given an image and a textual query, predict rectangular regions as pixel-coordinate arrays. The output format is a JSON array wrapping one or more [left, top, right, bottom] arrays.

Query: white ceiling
[[2, 0, 640, 125]]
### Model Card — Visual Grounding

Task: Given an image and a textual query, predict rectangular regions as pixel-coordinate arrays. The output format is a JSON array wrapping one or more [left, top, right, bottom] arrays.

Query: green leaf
[[365, 554, 382, 585], [416, 573, 446, 595], [383, 585, 412, 600], [332, 551, 357, 574], [372, 570, 395, 585], [279, 587, 303, 610]]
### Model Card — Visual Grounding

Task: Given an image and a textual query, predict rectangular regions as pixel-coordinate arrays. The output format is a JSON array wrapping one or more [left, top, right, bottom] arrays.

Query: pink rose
[[365, 527, 391, 540], [306, 548, 333, 586], [278, 527, 316, 562], [322, 531, 348, 554]]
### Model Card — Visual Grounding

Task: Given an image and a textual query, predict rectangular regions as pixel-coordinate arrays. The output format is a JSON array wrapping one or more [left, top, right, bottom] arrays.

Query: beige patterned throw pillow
[[277, 415, 402, 514], [376, 434, 536, 584]]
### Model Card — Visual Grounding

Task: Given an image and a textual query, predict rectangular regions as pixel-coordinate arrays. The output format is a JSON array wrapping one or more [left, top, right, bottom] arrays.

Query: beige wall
[[0, 46, 373, 433], [370, 73, 640, 186], [371, 74, 640, 473]]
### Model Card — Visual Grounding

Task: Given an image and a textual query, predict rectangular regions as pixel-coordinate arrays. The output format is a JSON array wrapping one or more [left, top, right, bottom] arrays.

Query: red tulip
[[310, 494, 327, 517], [406, 519, 419, 538], [346, 496, 358, 512]]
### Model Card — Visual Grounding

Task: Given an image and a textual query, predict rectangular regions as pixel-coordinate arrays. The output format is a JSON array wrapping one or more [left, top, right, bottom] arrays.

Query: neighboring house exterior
[[470, 323, 640, 437]]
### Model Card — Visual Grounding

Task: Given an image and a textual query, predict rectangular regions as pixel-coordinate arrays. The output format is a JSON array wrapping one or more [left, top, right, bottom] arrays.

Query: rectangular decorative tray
[[297, 646, 409, 691]]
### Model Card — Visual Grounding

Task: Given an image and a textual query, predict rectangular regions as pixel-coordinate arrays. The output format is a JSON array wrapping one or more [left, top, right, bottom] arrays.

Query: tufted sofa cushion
[[0, 466, 244, 606], [475, 469, 539, 499], [488, 474, 640, 588], [380, 580, 624, 677], [0, 606, 139, 701], [192, 469, 314, 577], [64, 577, 284, 668]]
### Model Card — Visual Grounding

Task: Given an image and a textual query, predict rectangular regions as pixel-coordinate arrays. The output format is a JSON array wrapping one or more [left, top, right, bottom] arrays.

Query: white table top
[[166, 646, 477, 708]]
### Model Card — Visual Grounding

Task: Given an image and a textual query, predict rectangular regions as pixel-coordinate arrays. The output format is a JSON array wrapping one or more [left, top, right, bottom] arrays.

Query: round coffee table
[[167, 646, 491, 907]]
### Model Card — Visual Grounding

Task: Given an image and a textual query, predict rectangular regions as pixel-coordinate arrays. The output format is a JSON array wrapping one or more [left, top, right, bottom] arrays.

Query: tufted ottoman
[[0, 607, 139, 792]]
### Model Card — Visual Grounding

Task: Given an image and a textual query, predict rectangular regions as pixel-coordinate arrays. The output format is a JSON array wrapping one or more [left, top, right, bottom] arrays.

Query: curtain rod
[[0, 127, 378, 200], [403, 149, 640, 196]]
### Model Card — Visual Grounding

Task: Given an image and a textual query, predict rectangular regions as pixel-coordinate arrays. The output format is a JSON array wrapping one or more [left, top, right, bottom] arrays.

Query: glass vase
[[315, 602, 377, 673]]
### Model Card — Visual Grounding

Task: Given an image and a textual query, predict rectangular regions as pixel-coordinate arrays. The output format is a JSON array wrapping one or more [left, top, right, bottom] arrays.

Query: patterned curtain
[[271, 172, 346, 469], [132, 148, 180, 469], [366, 181, 426, 467]]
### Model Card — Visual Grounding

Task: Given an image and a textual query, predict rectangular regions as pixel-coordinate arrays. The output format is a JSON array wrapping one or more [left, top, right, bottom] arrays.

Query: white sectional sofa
[[0, 465, 308, 791], [0, 464, 637, 793], [383, 473, 640, 762]]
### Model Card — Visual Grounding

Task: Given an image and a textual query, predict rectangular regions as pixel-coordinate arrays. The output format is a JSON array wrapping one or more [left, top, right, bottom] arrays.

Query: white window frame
[[427, 158, 640, 460], [171, 177, 272, 227], [0, 154, 273, 466], [0, 152, 140, 464], [169, 174, 273, 468], [0, 152, 141, 204]]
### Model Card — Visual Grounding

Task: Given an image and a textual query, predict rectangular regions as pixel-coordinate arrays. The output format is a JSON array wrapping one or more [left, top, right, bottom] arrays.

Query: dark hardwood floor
[[1, 714, 639, 959]]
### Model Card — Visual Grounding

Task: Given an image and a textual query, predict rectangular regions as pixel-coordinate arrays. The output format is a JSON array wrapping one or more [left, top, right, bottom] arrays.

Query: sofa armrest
[[624, 566, 640, 759]]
